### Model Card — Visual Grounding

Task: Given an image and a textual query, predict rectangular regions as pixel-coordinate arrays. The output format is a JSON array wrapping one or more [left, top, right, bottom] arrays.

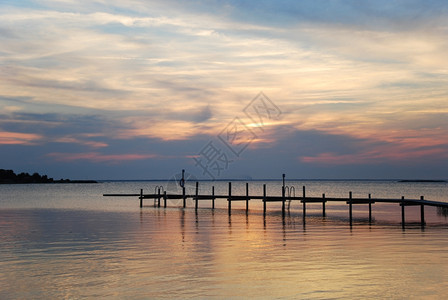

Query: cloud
[[0, 131, 42, 145], [301, 147, 448, 165], [54, 137, 108, 148], [1, 0, 448, 179], [47, 152, 158, 163]]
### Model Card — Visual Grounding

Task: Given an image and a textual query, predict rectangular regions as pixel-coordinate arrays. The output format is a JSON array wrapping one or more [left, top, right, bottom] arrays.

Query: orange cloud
[[301, 152, 367, 165], [47, 152, 158, 163], [55, 137, 108, 148], [0, 131, 41, 145], [116, 119, 216, 141]]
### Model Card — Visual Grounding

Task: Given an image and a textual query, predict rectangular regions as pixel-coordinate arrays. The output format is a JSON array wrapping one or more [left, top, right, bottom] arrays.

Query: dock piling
[[421, 196, 425, 226], [368, 193, 372, 223], [156, 187, 160, 207], [322, 193, 326, 217], [228, 182, 232, 214], [212, 186, 215, 209], [195, 181, 199, 211], [282, 174, 286, 216], [246, 182, 249, 213], [181, 169, 186, 208], [263, 184, 266, 215], [302, 186, 306, 219], [163, 191, 167, 208], [401, 196, 405, 228], [349, 191, 353, 226], [139, 189, 143, 208]]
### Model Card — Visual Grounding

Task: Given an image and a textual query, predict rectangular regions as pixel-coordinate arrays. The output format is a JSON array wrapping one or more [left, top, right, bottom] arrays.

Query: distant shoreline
[[0, 169, 98, 184], [0, 179, 98, 184], [398, 180, 447, 183], [97, 178, 447, 183], [1, 167, 446, 184]]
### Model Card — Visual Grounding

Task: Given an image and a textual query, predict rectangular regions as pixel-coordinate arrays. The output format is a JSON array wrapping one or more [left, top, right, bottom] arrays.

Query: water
[[1, 181, 448, 298]]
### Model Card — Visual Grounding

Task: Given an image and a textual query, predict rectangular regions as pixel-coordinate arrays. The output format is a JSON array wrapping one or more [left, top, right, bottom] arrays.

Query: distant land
[[398, 179, 447, 183], [0, 169, 97, 184]]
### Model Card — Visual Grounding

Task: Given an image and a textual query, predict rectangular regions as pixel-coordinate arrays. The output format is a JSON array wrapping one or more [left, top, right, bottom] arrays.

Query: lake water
[[1, 180, 448, 299]]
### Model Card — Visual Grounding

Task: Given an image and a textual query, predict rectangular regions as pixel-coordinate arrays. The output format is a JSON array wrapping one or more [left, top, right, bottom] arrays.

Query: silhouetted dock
[[103, 174, 448, 228]]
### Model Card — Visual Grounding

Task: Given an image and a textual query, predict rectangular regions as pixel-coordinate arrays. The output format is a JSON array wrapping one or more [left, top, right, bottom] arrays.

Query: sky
[[1, 0, 448, 180]]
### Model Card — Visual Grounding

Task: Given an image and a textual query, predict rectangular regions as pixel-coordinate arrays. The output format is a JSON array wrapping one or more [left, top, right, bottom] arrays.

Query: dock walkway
[[104, 179, 448, 228]]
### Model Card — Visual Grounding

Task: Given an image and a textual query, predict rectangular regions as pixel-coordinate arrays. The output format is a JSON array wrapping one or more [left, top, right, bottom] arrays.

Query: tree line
[[0, 169, 97, 184]]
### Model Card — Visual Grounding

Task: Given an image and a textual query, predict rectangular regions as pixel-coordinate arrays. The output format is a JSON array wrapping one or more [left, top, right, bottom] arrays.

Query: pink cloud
[[301, 153, 358, 165], [47, 152, 158, 163], [55, 137, 108, 148], [0, 131, 41, 145]]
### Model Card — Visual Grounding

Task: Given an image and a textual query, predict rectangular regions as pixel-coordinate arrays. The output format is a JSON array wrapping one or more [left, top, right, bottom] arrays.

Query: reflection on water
[[1, 207, 448, 299], [1, 180, 448, 211], [438, 207, 448, 218], [1, 181, 448, 298]]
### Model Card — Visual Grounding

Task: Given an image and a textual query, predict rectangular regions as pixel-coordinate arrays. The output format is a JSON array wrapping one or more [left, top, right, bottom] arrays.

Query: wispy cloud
[[301, 147, 448, 165], [54, 137, 108, 148], [0, 131, 41, 145], [2, 0, 448, 178], [47, 152, 158, 163]]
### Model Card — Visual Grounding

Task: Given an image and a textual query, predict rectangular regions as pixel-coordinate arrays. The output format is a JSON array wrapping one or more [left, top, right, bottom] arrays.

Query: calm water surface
[[1, 181, 448, 299]]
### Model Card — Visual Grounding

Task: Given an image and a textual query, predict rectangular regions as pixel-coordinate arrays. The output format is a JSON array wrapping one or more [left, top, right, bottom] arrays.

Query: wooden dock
[[103, 177, 448, 228]]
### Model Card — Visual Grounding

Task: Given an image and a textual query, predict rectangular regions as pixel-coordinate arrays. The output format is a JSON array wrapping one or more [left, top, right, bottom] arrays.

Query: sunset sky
[[1, 0, 448, 180]]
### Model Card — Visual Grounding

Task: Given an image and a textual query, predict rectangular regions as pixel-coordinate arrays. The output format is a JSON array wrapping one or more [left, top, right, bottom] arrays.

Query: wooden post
[[212, 186, 215, 209], [195, 181, 199, 211], [282, 174, 285, 216], [163, 191, 167, 208], [322, 193, 326, 217], [368, 193, 372, 223], [139, 189, 143, 208], [302, 186, 306, 219], [228, 182, 232, 214], [401, 196, 405, 228], [246, 182, 249, 213], [182, 186, 186, 208], [282, 173, 285, 189], [263, 184, 266, 215], [182, 169, 186, 208], [156, 187, 160, 207], [349, 191, 353, 226], [420, 196, 425, 226], [158, 188, 161, 207]]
